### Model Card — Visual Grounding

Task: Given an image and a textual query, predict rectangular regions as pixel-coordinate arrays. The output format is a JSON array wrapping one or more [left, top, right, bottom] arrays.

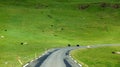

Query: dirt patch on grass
[[48, 15, 53, 18], [35, 3, 48, 9], [77, 3, 120, 10], [99, 2, 120, 9], [99, 2, 110, 8], [78, 4, 90, 10], [112, 4, 120, 9]]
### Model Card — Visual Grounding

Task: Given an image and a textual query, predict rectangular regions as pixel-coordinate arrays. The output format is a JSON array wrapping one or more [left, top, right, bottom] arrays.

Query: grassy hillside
[[71, 46, 120, 67], [0, 0, 120, 67]]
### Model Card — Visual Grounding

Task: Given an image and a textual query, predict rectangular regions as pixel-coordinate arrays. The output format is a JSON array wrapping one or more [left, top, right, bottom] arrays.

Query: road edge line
[[69, 55, 82, 67], [22, 49, 52, 67]]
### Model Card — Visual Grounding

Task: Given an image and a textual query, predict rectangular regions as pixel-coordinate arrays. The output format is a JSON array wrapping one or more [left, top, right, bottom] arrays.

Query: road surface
[[24, 44, 120, 67], [25, 47, 81, 67]]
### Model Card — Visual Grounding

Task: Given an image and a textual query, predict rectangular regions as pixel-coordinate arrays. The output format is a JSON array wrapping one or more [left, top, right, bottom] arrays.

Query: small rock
[[24, 42, 28, 45], [5, 62, 8, 64], [87, 45, 91, 48], [1, 36, 4, 38]]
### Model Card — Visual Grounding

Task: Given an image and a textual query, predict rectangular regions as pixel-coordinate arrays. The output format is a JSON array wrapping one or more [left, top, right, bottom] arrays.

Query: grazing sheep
[[68, 44, 71, 47], [116, 52, 120, 54], [112, 51, 115, 54], [20, 43, 23, 45], [20, 42, 28, 45], [112, 51, 120, 54], [76, 44, 80, 47]]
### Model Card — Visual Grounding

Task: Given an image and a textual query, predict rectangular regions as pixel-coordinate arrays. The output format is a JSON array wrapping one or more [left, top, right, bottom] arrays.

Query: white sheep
[[116, 52, 120, 54]]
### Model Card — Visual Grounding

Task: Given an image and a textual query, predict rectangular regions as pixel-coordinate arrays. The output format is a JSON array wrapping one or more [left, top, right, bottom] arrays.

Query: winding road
[[24, 44, 120, 67], [25, 47, 81, 67]]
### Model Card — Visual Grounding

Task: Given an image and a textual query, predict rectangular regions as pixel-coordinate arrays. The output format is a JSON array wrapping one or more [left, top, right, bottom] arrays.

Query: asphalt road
[[24, 44, 120, 67], [25, 47, 81, 67]]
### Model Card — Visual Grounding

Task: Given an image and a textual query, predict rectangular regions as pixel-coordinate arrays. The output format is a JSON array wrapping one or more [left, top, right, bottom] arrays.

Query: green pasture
[[0, 0, 120, 67], [71, 46, 120, 67]]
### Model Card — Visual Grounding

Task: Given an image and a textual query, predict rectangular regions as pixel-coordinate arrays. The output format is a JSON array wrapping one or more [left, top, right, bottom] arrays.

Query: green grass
[[71, 46, 120, 67], [0, 0, 120, 67]]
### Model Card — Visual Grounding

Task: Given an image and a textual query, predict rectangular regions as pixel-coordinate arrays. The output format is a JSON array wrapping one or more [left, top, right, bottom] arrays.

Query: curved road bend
[[25, 44, 120, 67], [25, 47, 80, 67]]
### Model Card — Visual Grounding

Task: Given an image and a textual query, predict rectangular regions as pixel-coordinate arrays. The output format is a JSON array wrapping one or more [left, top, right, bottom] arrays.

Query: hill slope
[[0, 0, 120, 67]]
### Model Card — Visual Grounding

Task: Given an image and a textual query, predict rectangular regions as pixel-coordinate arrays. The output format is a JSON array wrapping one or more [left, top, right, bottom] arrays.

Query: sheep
[[20, 42, 28, 45], [76, 44, 80, 47], [116, 52, 120, 54], [68, 44, 71, 47], [112, 52, 120, 54]]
